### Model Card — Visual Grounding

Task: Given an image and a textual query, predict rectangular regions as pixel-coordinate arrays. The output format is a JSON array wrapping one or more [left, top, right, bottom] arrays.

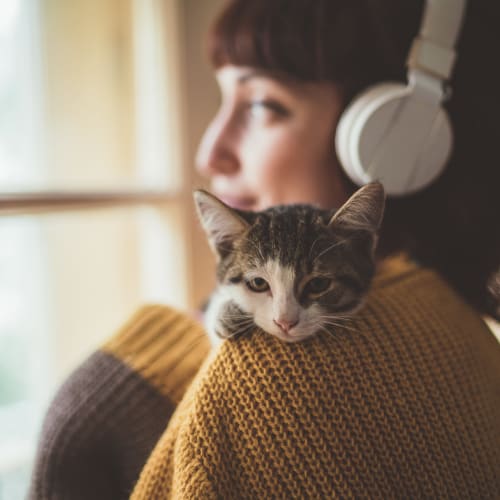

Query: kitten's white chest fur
[[204, 286, 230, 348]]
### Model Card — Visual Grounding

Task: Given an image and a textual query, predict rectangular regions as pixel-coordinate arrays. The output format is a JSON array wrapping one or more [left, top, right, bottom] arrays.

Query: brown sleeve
[[28, 304, 210, 500]]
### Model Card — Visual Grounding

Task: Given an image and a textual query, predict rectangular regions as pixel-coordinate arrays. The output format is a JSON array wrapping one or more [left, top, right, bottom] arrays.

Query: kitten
[[194, 182, 385, 346]]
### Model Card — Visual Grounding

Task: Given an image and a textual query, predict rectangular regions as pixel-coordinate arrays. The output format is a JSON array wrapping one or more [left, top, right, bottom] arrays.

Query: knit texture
[[102, 304, 210, 404], [28, 305, 210, 499], [131, 256, 500, 499]]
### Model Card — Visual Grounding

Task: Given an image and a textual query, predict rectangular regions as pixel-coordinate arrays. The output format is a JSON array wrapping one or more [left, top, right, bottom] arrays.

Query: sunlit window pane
[[0, 217, 50, 498], [1, 0, 184, 192], [0, 0, 45, 190]]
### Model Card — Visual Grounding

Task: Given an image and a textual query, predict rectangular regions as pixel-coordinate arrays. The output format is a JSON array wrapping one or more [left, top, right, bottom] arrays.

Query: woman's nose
[[195, 113, 239, 177]]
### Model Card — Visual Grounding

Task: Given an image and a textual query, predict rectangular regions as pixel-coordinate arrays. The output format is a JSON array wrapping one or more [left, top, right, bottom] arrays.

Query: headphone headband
[[407, 0, 467, 80], [335, 0, 468, 196]]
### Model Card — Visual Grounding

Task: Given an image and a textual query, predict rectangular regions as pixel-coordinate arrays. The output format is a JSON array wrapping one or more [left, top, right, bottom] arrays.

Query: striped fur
[[195, 183, 385, 345]]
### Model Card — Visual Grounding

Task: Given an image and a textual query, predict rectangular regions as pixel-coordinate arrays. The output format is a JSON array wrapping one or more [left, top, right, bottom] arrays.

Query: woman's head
[[195, 66, 348, 211], [196, 0, 422, 211], [196, 0, 500, 318]]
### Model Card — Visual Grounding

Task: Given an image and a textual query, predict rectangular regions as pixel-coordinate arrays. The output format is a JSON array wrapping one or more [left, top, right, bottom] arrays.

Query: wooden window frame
[[0, 190, 175, 215]]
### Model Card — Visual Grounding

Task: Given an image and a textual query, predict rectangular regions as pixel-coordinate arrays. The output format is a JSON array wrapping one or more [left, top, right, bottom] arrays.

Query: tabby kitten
[[194, 182, 385, 346]]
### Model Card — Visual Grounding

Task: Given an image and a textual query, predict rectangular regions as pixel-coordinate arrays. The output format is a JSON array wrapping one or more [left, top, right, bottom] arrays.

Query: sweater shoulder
[[133, 261, 500, 498], [102, 304, 210, 403]]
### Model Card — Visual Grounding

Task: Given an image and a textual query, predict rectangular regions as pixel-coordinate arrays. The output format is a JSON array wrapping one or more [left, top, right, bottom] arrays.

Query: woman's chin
[[217, 195, 256, 211]]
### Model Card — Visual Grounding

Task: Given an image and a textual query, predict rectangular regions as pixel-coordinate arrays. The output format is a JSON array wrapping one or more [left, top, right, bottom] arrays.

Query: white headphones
[[335, 0, 467, 196]]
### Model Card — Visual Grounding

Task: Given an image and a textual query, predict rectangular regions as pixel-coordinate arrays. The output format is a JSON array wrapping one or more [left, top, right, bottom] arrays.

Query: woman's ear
[[194, 190, 249, 259]]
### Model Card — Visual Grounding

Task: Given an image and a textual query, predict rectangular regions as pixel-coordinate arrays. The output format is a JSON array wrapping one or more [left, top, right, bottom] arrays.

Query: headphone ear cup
[[335, 83, 453, 196], [335, 83, 408, 186]]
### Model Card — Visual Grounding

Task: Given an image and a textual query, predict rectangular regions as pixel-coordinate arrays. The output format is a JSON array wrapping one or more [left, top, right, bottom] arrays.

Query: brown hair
[[206, 0, 500, 320]]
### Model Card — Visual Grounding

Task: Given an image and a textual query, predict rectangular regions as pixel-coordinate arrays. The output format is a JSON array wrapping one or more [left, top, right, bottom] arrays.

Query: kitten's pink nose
[[273, 318, 299, 333]]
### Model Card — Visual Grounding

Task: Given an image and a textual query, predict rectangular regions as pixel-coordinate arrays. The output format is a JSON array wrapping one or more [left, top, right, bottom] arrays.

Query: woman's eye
[[304, 277, 331, 296], [246, 277, 270, 293], [249, 100, 289, 119]]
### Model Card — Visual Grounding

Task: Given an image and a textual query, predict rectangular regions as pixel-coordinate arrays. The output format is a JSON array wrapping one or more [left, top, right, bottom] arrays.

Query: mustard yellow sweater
[[29, 255, 500, 499]]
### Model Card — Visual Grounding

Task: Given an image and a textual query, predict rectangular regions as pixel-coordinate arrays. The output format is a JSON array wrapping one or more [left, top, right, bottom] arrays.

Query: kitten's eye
[[246, 277, 270, 293], [304, 277, 331, 296]]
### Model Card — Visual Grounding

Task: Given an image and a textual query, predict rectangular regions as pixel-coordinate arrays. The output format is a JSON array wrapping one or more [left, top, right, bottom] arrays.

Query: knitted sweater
[[29, 255, 500, 499]]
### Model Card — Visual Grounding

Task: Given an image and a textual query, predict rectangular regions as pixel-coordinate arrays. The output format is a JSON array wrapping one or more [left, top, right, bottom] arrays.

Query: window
[[0, 0, 220, 496]]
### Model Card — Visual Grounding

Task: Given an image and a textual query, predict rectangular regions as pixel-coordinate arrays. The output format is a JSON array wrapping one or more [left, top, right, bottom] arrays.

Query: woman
[[30, 1, 500, 498], [197, 0, 500, 317]]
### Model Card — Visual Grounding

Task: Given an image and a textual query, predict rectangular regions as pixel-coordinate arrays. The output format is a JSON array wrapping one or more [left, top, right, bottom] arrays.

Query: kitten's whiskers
[[308, 236, 323, 260], [222, 319, 255, 339]]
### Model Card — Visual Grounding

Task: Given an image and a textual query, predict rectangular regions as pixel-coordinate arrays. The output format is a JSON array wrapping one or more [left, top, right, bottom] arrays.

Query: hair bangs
[[206, 0, 363, 83]]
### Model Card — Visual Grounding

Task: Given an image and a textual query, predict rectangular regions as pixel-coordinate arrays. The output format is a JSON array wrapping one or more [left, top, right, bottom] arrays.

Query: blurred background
[[0, 0, 224, 496]]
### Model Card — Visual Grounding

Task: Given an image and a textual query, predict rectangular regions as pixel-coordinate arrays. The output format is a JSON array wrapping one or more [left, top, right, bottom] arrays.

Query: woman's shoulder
[[152, 269, 500, 498], [197, 252, 500, 406], [368, 253, 496, 343]]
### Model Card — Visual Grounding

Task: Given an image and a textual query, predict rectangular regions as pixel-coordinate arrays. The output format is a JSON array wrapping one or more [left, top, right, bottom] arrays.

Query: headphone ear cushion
[[335, 83, 409, 186], [335, 83, 453, 196]]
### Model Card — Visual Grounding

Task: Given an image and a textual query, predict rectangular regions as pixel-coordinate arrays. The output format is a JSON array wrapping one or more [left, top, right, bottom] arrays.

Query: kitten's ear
[[328, 182, 385, 233], [194, 190, 249, 258]]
